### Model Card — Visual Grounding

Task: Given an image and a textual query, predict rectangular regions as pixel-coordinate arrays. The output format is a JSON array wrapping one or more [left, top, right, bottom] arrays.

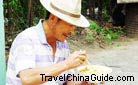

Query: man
[[6, 0, 102, 85]]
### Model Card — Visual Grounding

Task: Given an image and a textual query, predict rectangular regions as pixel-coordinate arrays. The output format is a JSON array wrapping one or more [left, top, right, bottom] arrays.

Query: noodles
[[79, 65, 112, 75]]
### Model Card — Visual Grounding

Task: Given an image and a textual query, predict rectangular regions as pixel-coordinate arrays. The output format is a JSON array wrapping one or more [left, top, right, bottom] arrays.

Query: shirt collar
[[36, 19, 49, 45]]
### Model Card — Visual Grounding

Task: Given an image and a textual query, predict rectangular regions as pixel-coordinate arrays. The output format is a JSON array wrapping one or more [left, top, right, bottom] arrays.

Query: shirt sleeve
[[56, 41, 74, 84], [11, 34, 36, 77]]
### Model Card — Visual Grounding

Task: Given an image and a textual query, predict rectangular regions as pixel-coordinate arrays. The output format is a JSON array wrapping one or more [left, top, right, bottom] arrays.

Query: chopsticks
[[85, 58, 91, 65]]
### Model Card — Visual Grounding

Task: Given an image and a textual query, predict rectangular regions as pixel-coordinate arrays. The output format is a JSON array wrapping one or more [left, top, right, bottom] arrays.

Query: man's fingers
[[79, 55, 86, 62]]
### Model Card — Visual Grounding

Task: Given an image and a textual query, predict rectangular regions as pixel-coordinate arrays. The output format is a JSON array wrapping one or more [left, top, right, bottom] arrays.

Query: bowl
[[75, 65, 112, 83]]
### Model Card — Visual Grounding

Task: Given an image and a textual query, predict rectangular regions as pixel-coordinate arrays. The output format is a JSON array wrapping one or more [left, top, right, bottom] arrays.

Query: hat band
[[50, 3, 81, 18]]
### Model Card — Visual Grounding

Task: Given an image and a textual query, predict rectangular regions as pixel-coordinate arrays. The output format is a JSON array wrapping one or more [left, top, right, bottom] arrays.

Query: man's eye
[[58, 18, 61, 21]]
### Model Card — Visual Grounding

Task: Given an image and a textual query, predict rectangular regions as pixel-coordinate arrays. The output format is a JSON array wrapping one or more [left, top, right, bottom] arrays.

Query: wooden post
[[98, 0, 103, 26], [0, 0, 6, 85], [28, 0, 32, 27]]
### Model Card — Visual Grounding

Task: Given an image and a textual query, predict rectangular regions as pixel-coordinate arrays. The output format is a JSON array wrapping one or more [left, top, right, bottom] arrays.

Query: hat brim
[[40, 0, 90, 28]]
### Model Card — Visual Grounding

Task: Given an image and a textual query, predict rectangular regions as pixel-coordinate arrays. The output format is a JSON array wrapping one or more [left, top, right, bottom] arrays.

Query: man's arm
[[19, 61, 68, 85], [19, 51, 86, 85]]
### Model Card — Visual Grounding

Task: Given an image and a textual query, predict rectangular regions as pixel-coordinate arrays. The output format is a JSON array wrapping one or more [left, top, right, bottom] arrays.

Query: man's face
[[52, 19, 75, 42]]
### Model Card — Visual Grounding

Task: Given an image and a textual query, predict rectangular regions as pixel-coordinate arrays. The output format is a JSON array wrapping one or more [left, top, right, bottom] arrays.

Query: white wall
[[0, 0, 6, 85]]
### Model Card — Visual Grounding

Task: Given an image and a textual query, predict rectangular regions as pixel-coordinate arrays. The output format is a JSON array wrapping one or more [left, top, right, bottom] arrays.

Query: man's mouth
[[63, 34, 68, 37], [63, 32, 72, 38]]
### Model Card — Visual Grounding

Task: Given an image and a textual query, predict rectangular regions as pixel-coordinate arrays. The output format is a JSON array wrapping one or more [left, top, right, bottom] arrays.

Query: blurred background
[[3, 0, 138, 61]]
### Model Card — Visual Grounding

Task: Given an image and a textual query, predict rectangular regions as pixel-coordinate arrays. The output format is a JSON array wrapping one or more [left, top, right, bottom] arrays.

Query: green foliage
[[89, 21, 101, 31], [116, 43, 122, 47], [88, 20, 123, 44], [4, 0, 47, 30], [4, 0, 48, 47], [102, 9, 111, 21], [85, 33, 95, 43]]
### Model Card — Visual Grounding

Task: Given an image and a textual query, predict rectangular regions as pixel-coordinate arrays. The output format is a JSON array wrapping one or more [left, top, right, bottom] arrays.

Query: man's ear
[[49, 14, 59, 25]]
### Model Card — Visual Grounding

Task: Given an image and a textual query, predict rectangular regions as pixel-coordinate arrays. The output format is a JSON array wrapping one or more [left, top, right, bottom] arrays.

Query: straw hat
[[40, 0, 90, 27]]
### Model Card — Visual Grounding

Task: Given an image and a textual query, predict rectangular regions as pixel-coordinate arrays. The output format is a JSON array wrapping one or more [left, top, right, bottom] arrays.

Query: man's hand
[[64, 50, 86, 69]]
